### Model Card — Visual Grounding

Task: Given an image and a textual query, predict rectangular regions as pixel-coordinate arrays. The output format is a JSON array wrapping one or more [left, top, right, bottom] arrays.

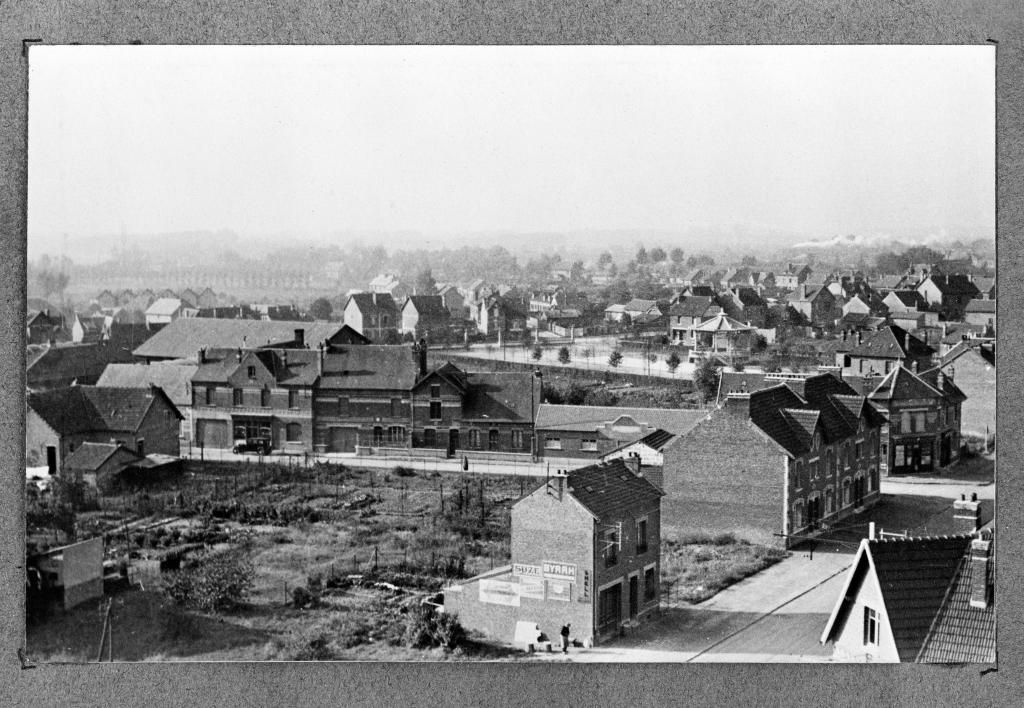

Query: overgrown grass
[[661, 533, 788, 605]]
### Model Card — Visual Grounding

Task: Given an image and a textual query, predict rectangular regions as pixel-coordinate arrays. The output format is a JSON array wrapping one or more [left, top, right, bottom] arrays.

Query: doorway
[[628, 576, 639, 619]]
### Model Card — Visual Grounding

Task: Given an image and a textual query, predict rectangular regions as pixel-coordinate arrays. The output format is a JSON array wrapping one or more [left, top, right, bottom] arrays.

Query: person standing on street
[[560, 623, 571, 653]]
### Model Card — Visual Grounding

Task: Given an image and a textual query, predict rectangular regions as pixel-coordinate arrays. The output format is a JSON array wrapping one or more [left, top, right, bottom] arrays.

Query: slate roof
[[867, 535, 974, 662], [132, 317, 345, 359], [405, 295, 450, 319], [937, 340, 995, 369], [732, 288, 766, 307], [319, 344, 419, 390], [848, 325, 934, 360], [923, 274, 981, 298], [29, 385, 182, 435], [916, 546, 996, 663], [604, 428, 676, 456], [27, 342, 137, 389], [97, 362, 198, 407], [787, 284, 828, 303], [346, 292, 400, 316], [889, 290, 928, 309], [868, 365, 966, 404], [535, 404, 705, 436], [669, 296, 718, 319], [564, 458, 664, 520], [964, 299, 995, 314], [62, 442, 141, 472], [462, 372, 536, 422]]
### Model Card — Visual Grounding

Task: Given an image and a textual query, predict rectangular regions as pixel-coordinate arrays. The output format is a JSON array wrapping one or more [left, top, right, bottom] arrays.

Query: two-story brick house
[[787, 284, 839, 328], [661, 373, 884, 547], [667, 296, 721, 342], [445, 458, 664, 648], [312, 344, 419, 453], [191, 347, 319, 452], [916, 274, 981, 321], [863, 365, 965, 476], [409, 361, 538, 454]]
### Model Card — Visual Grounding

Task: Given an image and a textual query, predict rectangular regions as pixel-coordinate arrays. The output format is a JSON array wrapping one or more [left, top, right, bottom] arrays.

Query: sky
[[28, 45, 994, 253]]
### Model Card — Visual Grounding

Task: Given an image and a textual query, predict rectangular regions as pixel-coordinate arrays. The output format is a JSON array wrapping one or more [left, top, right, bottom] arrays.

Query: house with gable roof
[[445, 457, 664, 648], [27, 385, 183, 472], [409, 360, 539, 454], [787, 284, 839, 328], [916, 274, 981, 321], [860, 365, 966, 476], [835, 324, 935, 379], [820, 521, 994, 663], [667, 296, 722, 342], [661, 372, 884, 546], [401, 295, 451, 341], [191, 347, 320, 453], [348, 291, 402, 341]]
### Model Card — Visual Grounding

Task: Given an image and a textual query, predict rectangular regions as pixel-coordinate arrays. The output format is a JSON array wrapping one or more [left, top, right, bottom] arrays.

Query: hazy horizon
[[29, 45, 994, 262]]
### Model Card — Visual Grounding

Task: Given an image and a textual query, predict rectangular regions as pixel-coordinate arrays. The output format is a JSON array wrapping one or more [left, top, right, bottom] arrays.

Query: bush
[[394, 466, 416, 477], [164, 547, 255, 613], [290, 635, 338, 661], [557, 346, 571, 365], [608, 350, 623, 368], [403, 605, 466, 650], [531, 344, 543, 361], [666, 352, 681, 374]]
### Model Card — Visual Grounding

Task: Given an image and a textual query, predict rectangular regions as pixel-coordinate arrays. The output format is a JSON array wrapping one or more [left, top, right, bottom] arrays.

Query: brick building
[[662, 373, 884, 547], [445, 458, 663, 648], [401, 295, 451, 341], [27, 385, 183, 472], [862, 365, 965, 476], [409, 361, 538, 454], [191, 347, 319, 452]]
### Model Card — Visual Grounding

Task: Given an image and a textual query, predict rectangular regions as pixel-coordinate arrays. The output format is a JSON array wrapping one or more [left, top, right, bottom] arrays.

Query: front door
[[329, 427, 357, 453], [448, 429, 459, 456], [940, 435, 951, 466], [629, 576, 639, 619]]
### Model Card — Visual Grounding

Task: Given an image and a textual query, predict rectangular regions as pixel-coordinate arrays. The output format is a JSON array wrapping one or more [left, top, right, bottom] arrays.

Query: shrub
[[557, 346, 571, 365], [394, 466, 416, 477], [164, 547, 255, 613], [531, 345, 543, 361], [290, 635, 338, 661], [666, 351, 681, 374], [403, 605, 466, 650]]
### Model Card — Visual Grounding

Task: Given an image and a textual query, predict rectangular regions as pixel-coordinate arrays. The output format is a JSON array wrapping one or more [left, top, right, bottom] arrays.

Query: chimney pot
[[953, 497, 982, 533], [295, 328, 305, 347]]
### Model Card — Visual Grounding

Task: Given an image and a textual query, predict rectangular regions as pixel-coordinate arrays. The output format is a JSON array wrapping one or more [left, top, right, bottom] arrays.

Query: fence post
[[374, 546, 379, 571]]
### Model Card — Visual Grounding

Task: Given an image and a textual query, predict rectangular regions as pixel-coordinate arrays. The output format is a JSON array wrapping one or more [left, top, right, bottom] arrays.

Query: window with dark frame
[[233, 388, 243, 406], [260, 388, 270, 407], [429, 400, 442, 419], [863, 606, 879, 645], [288, 389, 298, 409], [636, 519, 649, 554], [205, 386, 214, 406], [247, 365, 256, 379]]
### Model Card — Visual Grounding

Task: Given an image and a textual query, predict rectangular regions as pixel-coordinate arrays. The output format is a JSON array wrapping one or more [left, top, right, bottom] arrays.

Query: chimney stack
[[911, 360, 918, 374], [295, 328, 305, 348], [953, 494, 981, 533], [197, 348, 206, 364], [236, 347, 242, 362], [418, 338, 428, 376], [969, 538, 992, 609], [630, 452, 643, 478], [318, 341, 325, 376], [904, 332, 911, 352]]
